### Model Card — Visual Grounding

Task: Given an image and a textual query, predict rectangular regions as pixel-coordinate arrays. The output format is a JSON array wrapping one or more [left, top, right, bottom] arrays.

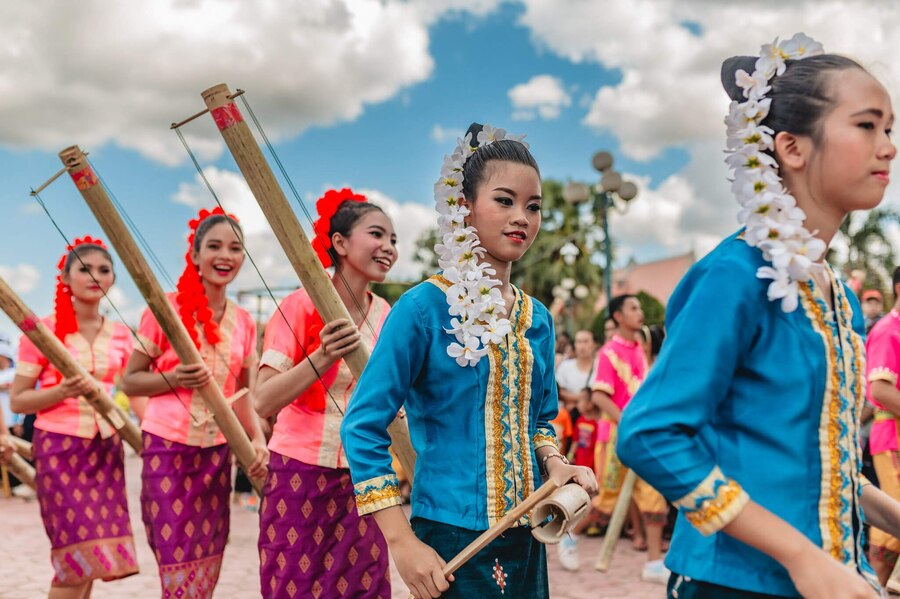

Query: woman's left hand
[[547, 460, 598, 495], [246, 438, 269, 481]]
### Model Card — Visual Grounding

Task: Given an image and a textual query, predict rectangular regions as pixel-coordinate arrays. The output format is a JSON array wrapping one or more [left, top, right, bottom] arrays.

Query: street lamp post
[[563, 151, 638, 306]]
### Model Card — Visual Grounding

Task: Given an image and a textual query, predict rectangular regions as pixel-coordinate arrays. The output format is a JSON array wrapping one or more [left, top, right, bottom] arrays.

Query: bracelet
[[540, 452, 568, 476]]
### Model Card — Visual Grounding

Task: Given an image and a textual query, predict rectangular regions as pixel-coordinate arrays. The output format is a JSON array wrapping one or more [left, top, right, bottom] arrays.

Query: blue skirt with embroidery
[[411, 518, 548, 598]]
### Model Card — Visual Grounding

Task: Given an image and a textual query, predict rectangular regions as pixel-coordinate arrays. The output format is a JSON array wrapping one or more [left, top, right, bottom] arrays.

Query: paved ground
[[0, 448, 662, 598]]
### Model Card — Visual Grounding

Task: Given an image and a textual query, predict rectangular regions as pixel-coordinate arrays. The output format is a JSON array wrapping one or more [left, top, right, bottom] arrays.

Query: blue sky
[[3, 0, 900, 340]]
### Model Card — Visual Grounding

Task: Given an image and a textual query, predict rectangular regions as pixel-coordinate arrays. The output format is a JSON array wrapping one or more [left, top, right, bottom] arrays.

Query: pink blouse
[[591, 334, 647, 443], [867, 309, 900, 455], [16, 317, 133, 439], [260, 288, 389, 469], [137, 294, 257, 447]]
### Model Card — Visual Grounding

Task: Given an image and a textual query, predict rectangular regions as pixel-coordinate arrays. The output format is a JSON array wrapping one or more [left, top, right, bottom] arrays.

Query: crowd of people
[[3, 30, 900, 599]]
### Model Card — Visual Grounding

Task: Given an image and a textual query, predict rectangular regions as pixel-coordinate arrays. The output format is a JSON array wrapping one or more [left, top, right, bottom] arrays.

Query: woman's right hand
[[392, 535, 453, 598], [785, 546, 878, 599], [318, 319, 361, 366], [170, 363, 212, 389], [0, 433, 13, 464], [58, 374, 96, 399]]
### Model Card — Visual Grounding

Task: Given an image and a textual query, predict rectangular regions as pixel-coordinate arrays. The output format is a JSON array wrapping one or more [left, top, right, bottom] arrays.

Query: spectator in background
[[603, 316, 618, 343], [0, 334, 22, 439], [556, 330, 598, 419], [863, 288, 885, 332], [555, 331, 574, 368]]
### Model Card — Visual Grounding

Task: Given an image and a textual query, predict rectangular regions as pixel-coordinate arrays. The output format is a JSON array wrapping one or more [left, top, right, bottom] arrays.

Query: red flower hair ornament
[[310, 188, 367, 268], [176, 207, 239, 350], [54, 235, 109, 343]]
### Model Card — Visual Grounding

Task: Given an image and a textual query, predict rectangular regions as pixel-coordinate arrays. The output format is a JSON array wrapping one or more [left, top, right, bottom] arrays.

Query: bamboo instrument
[[199, 84, 416, 481], [0, 276, 142, 453], [594, 469, 637, 572], [59, 146, 264, 494], [403, 479, 561, 598], [9, 436, 33, 461], [4, 454, 36, 491]]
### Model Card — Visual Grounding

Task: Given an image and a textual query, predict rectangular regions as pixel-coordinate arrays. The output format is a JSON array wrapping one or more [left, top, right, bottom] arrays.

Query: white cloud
[[512, 0, 900, 262], [508, 75, 572, 121], [0, 1, 503, 166], [431, 124, 466, 144], [0, 263, 40, 295]]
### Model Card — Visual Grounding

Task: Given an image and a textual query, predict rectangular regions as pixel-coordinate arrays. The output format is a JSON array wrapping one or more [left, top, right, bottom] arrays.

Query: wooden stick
[[200, 84, 416, 481], [444, 479, 560, 576], [595, 469, 637, 572], [4, 454, 36, 491], [58, 145, 264, 494], [0, 276, 143, 454], [9, 436, 33, 461]]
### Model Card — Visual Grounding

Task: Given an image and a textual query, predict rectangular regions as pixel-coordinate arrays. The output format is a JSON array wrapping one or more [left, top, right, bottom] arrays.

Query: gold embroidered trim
[[354, 474, 402, 515], [259, 349, 295, 373], [532, 431, 557, 450], [869, 366, 899, 386], [591, 381, 615, 396], [675, 467, 750, 536]]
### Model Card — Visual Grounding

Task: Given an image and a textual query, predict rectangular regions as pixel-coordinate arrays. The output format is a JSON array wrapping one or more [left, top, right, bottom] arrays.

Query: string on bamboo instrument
[[237, 93, 378, 340], [173, 120, 351, 416], [85, 158, 249, 392]]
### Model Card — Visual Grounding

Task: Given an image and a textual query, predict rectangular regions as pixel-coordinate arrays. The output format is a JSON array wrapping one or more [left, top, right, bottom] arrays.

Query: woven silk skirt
[[33, 429, 139, 587], [258, 452, 391, 598], [140, 431, 231, 599]]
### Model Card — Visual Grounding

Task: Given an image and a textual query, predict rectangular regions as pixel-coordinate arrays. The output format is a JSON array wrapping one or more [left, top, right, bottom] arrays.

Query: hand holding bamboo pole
[[0, 276, 143, 453], [59, 145, 265, 494], [199, 83, 416, 481]]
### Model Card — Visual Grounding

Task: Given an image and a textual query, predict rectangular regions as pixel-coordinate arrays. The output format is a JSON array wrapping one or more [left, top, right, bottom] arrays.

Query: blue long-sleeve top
[[617, 233, 877, 596], [340, 275, 559, 531]]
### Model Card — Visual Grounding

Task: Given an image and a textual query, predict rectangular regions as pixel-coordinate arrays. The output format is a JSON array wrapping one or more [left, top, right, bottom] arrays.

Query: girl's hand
[[547, 459, 599, 495], [785, 546, 878, 599], [58, 374, 96, 398], [318, 319, 361, 365], [246, 438, 269, 481], [392, 534, 453, 598], [171, 363, 212, 389]]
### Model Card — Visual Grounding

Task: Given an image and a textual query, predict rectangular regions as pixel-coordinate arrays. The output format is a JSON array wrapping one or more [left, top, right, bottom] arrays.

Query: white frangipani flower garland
[[725, 33, 827, 312], [434, 125, 526, 366]]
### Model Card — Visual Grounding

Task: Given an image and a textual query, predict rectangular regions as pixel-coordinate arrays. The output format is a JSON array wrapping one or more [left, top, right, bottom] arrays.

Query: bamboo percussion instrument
[[59, 145, 264, 494], [530, 483, 591, 544], [4, 453, 36, 491], [0, 276, 143, 453], [9, 436, 33, 461], [595, 469, 637, 572], [199, 84, 416, 481]]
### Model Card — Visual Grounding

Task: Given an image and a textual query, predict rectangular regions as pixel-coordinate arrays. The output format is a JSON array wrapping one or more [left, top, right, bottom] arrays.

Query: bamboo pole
[[594, 469, 637, 572], [4, 454, 36, 491], [0, 276, 143, 453], [200, 84, 416, 480], [59, 145, 264, 494]]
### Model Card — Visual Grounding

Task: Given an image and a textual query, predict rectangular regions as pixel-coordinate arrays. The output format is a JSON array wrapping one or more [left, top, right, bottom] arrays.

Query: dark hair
[[721, 54, 865, 144], [63, 244, 113, 274], [608, 294, 637, 326], [461, 123, 540, 200], [193, 214, 243, 252], [892, 266, 900, 300], [648, 324, 666, 358], [328, 201, 386, 265]]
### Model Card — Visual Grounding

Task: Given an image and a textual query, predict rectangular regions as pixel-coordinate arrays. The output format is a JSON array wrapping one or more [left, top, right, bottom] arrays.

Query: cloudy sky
[[3, 0, 900, 339]]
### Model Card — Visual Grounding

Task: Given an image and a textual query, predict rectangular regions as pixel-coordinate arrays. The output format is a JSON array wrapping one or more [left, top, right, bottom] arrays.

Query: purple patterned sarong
[[259, 452, 391, 598], [33, 429, 139, 587], [140, 431, 231, 599]]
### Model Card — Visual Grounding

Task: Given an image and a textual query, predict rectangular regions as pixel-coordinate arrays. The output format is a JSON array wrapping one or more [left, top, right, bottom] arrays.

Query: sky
[[3, 0, 900, 340]]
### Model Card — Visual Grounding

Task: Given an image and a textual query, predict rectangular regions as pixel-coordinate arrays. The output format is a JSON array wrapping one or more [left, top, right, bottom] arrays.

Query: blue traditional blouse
[[340, 275, 559, 531], [617, 233, 877, 596]]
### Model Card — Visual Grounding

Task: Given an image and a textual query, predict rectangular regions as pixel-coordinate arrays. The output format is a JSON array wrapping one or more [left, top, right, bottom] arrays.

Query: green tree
[[828, 208, 900, 293]]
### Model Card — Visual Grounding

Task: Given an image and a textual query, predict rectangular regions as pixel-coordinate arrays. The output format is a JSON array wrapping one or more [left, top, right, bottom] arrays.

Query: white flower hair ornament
[[434, 124, 526, 367], [725, 33, 826, 312]]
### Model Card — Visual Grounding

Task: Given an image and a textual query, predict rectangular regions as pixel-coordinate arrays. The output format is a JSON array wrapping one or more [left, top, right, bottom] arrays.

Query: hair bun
[[465, 122, 484, 146], [721, 56, 758, 102]]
